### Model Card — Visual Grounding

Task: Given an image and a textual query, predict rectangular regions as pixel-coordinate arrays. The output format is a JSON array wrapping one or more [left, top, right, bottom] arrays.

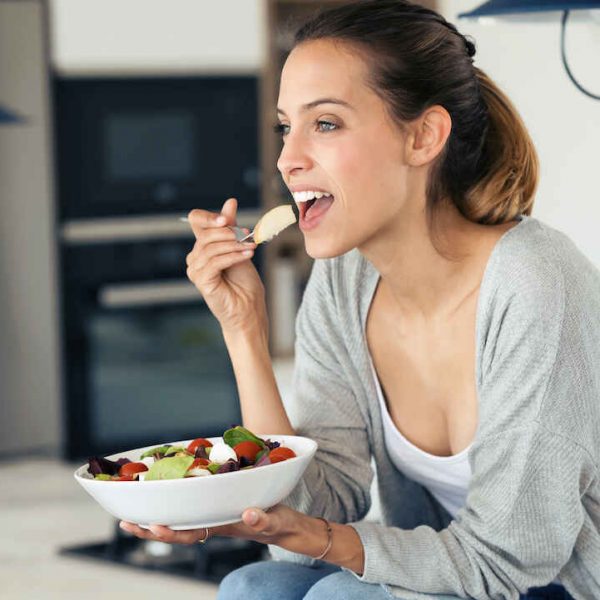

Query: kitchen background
[[0, 0, 598, 598]]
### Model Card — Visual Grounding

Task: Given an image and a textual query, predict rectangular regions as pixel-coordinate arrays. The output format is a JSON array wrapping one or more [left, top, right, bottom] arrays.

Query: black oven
[[53, 73, 264, 460], [60, 233, 264, 460], [54, 76, 260, 220]]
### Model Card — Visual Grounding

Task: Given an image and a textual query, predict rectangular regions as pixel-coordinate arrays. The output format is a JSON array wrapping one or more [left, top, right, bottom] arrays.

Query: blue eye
[[273, 123, 289, 136], [273, 120, 339, 137], [317, 120, 337, 132]]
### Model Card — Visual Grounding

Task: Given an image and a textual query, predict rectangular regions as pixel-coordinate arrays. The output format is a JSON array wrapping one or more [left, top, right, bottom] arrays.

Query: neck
[[359, 200, 487, 321]]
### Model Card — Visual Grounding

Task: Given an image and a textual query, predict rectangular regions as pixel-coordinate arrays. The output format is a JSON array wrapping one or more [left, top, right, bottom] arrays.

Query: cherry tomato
[[233, 441, 262, 462], [115, 475, 135, 481], [118, 462, 148, 477], [269, 447, 297, 464], [187, 438, 213, 453], [189, 458, 210, 469]]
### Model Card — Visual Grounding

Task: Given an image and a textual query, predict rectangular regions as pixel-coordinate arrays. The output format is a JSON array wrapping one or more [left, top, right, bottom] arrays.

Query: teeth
[[292, 191, 332, 203]]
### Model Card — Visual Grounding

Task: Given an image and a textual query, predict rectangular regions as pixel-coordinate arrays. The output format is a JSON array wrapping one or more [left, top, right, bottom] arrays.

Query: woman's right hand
[[186, 198, 266, 335]]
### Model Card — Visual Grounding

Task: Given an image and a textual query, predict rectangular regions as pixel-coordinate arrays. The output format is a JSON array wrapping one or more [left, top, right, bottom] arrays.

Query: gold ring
[[197, 527, 210, 544]]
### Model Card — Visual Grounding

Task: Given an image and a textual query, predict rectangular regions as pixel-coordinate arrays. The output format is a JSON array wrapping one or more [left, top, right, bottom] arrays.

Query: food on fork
[[250, 204, 297, 244]]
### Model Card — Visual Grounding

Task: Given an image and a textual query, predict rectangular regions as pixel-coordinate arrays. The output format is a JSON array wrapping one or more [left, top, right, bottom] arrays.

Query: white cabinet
[[49, 0, 266, 75]]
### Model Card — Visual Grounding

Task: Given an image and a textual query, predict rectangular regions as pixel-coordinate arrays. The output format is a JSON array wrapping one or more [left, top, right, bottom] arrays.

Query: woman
[[120, 1, 600, 598]]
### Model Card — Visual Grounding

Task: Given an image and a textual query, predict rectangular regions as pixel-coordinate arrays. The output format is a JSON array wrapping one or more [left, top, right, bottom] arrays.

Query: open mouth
[[293, 191, 333, 215], [290, 190, 335, 231], [300, 196, 334, 224]]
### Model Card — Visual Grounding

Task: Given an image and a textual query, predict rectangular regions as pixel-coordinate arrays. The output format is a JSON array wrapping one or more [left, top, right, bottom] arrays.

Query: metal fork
[[178, 217, 253, 242]]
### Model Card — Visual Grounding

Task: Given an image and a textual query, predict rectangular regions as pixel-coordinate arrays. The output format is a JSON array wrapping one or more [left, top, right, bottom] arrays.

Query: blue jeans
[[217, 560, 575, 600]]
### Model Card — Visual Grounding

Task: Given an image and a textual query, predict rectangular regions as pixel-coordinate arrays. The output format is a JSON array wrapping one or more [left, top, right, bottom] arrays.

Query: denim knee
[[217, 560, 340, 600], [217, 562, 277, 600], [303, 571, 393, 600]]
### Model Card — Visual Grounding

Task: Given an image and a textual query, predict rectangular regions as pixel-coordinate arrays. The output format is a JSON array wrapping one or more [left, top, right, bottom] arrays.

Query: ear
[[405, 105, 451, 167]]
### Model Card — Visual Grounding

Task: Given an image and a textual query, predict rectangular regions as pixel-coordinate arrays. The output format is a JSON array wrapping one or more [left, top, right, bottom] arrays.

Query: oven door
[[64, 279, 240, 458]]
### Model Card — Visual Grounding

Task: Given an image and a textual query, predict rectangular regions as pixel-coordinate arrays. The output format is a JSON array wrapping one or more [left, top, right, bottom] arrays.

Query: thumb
[[220, 197, 238, 227], [242, 508, 270, 532]]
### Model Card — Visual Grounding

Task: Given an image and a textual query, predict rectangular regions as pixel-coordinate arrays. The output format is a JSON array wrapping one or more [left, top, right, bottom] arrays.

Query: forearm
[[222, 326, 294, 436]]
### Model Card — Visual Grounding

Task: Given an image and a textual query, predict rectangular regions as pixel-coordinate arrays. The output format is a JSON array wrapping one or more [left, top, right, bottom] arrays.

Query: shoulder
[[482, 215, 600, 319], [478, 215, 600, 383], [477, 216, 600, 439]]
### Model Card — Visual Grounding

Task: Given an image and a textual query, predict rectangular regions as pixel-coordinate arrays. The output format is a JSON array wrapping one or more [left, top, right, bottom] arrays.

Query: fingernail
[[242, 250, 253, 256], [119, 522, 127, 530], [216, 216, 226, 225], [247, 510, 259, 525]]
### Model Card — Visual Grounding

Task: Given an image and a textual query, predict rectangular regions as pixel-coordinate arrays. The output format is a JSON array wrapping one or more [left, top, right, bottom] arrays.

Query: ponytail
[[462, 68, 539, 225]]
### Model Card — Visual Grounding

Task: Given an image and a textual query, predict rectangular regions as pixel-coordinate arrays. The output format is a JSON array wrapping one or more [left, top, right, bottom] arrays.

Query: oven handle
[[98, 279, 203, 308]]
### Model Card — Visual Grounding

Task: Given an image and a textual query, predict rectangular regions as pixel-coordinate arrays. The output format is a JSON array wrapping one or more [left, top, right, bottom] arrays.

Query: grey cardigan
[[268, 215, 600, 600]]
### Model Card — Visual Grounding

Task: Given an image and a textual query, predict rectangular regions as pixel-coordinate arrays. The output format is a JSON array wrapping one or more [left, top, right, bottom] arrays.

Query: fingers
[[119, 521, 207, 545], [220, 197, 238, 227], [188, 240, 256, 272], [185, 228, 242, 267], [187, 250, 254, 292], [187, 197, 237, 240]]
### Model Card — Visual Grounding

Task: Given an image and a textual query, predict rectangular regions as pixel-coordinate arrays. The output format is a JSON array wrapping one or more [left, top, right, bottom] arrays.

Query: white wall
[[0, 1, 63, 455], [439, 2, 600, 267], [49, 0, 266, 75]]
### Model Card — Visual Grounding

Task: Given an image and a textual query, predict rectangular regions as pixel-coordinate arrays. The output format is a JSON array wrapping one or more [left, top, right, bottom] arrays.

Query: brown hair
[[292, 0, 538, 227]]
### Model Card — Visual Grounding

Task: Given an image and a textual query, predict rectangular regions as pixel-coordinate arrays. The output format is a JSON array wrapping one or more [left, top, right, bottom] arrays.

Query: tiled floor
[[0, 458, 220, 600]]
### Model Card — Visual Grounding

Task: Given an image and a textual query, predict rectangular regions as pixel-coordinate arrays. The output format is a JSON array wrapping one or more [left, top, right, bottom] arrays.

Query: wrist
[[222, 319, 268, 347], [301, 518, 365, 575], [296, 516, 333, 560]]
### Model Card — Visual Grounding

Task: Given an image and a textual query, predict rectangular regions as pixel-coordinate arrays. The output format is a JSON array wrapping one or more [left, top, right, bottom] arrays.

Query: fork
[[178, 217, 253, 242]]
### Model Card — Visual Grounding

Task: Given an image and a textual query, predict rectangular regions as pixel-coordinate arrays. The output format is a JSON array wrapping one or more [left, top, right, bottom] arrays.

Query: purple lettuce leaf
[[216, 459, 240, 474], [194, 445, 209, 460], [254, 452, 271, 468], [239, 456, 253, 468], [87, 456, 130, 476], [263, 439, 280, 450]]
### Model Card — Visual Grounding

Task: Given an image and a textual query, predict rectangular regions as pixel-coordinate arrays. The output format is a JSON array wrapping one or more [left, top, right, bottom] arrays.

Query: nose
[[276, 131, 313, 178]]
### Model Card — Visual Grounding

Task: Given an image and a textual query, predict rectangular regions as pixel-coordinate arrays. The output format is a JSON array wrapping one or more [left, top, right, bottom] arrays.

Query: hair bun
[[465, 37, 476, 58]]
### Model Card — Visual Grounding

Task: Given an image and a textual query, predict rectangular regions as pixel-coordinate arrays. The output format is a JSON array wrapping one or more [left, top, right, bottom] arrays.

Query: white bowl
[[74, 435, 317, 530]]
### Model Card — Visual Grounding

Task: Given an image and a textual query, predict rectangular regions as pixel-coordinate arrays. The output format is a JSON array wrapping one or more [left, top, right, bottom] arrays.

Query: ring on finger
[[198, 527, 210, 544]]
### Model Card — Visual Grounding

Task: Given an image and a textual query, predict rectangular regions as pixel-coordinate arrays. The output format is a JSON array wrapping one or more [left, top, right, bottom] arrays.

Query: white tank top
[[370, 360, 472, 518]]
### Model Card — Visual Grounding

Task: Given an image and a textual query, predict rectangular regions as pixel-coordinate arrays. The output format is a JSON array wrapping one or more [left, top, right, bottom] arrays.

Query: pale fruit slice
[[252, 205, 297, 244]]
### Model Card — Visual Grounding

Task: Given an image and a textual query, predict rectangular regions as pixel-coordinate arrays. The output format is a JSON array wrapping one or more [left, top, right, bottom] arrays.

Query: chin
[[303, 235, 354, 260]]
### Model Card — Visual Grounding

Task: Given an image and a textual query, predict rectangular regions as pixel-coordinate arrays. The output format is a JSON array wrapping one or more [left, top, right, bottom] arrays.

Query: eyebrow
[[276, 98, 354, 116]]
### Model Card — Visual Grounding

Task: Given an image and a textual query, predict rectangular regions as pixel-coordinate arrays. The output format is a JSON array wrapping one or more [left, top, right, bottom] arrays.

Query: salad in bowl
[[74, 426, 317, 529], [87, 426, 298, 483]]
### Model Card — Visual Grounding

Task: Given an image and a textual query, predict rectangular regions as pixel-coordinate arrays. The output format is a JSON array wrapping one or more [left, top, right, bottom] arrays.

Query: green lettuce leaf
[[144, 456, 194, 481], [207, 462, 221, 474], [140, 445, 173, 459], [164, 446, 187, 456], [223, 426, 266, 450]]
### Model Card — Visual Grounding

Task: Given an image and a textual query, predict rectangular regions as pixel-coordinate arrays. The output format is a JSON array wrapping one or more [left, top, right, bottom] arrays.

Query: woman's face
[[276, 39, 414, 258]]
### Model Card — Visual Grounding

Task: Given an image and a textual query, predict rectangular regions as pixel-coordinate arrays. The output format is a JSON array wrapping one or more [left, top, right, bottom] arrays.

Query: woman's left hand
[[119, 504, 315, 554]]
